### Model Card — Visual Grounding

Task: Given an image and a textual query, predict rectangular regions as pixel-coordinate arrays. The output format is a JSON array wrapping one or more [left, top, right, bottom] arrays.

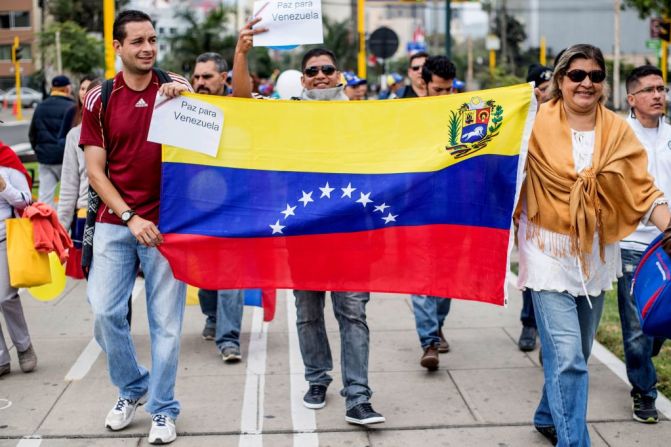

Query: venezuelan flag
[[159, 83, 536, 306]]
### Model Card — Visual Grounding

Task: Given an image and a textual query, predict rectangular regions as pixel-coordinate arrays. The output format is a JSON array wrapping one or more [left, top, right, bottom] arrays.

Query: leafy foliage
[[160, 6, 272, 78], [303, 17, 358, 72], [49, 0, 129, 33], [623, 0, 670, 19], [39, 21, 104, 76]]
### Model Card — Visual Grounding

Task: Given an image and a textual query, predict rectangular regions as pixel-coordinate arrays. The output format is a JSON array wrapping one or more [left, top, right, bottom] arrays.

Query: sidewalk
[[0, 278, 670, 446]]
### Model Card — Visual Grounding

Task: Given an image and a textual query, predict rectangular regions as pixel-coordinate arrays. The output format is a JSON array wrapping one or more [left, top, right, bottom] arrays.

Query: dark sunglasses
[[410, 65, 423, 71], [565, 69, 606, 83], [303, 65, 337, 77]]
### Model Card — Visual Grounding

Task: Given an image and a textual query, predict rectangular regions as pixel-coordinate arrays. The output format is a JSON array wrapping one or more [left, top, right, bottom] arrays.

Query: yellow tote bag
[[6, 217, 51, 288]]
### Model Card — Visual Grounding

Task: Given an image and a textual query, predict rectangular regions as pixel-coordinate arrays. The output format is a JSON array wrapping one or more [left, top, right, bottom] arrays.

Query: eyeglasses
[[303, 65, 337, 77], [565, 69, 606, 83], [630, 85, 669, 96], [410, 65, 423, 72]]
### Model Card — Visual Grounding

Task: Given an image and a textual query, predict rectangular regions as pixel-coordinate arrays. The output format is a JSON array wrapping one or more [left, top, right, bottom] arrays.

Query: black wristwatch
[[120, 209, 136, 224]]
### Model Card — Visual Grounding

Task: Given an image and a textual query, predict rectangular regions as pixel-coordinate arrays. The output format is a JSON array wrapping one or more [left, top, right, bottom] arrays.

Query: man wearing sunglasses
[[617, 65, 671, 424], [411, 55, 457, 372], [398, 51, 428, 98], [232, 18, 384, 426]]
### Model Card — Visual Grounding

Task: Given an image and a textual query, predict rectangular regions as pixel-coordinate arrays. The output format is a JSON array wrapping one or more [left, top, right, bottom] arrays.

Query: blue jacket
[[29, 94, 75, 165]]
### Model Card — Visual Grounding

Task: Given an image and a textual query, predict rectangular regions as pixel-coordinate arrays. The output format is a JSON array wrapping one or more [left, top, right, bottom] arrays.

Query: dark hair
[[626, 65, 663, 93], [196, 52, 228, 72], [301, 48, 337, 71], [409, 51, 429, 66], [421, 56, 456, 85], [72, 75, 100, 127], [113, 10, 153, 43]]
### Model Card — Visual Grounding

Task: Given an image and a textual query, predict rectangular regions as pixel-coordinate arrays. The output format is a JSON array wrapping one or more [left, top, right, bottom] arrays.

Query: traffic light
[[11, 45, 22, 63], [661, 20, 671, 43]]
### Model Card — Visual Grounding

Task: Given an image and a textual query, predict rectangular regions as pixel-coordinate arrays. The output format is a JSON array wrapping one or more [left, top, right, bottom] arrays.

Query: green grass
[[23, 161, 39, 198], [596, 290, 671, 398], [22, 161, 60, 200]]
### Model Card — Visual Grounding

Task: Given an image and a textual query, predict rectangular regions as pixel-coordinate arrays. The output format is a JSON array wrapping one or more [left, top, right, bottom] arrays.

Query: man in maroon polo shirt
[[80, 10, 192, 445]]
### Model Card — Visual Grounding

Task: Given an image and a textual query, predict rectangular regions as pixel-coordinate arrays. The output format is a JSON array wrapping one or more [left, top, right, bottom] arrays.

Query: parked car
[[3, 87, 43, 108]]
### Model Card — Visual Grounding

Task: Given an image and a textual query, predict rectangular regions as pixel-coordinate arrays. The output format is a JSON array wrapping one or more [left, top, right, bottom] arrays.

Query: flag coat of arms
[[158, 83, 536, 306]]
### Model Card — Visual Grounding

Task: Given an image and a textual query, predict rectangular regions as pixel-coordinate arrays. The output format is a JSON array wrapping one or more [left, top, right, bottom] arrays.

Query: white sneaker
[[148, 414, 177, 444], [104, 395, 147, 431]]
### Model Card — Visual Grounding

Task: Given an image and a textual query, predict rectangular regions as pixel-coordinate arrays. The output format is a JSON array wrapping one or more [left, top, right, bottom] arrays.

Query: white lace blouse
[[517, 129, 622, 297]]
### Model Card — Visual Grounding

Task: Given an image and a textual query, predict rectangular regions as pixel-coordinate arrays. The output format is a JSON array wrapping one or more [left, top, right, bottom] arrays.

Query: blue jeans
[[617, 248, 658, 399], [198, 289, 244, 350], [198, 289, 217, 330], [87, 223, 186, 420], [215, 289, 244, 351], [411, 295, 451, 349], [294, 290, 372, 410], [520, 289, 536, 328], [532, 290, 604, 447]]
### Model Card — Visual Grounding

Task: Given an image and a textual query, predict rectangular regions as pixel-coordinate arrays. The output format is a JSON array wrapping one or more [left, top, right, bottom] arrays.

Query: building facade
[[0, 0, 39, 89]]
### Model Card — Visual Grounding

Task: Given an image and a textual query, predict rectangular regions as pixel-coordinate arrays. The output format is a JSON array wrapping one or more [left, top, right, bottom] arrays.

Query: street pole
[[500, 0, 508, 67], [358, 0, 366, 79], [613, 0, 621, 110], [55, 31, 62, 74], [103, 0, 115, 79], [663, 40, 669, 84], [445, 0, 451, 58], [466, 35, 473, 89], [12, 36, 23, 121], [540, 36, 546, 65]]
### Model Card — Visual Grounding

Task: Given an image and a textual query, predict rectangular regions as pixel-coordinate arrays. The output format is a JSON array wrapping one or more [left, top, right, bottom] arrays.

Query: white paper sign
[[252, 0, 324, 47], [147, 94, 224, 157]]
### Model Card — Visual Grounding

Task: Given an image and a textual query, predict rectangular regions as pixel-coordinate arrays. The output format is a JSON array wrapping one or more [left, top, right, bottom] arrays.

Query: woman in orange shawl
[[517, 44, 671, 446]]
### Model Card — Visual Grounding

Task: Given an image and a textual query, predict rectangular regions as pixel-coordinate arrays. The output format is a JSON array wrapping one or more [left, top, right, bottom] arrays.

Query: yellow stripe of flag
[[163, 83, 533, 174]]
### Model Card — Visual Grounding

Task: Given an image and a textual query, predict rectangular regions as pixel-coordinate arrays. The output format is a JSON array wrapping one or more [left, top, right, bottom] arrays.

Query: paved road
[[0, 278, 670, 446]]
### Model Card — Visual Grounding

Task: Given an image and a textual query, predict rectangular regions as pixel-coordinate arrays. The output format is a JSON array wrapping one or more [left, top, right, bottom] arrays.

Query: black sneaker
[[633, 393, 659, 423], [518, 326, 537, 352], [534, 424, 558, 445], [303, 384, 327, 409], [345, 402, 386, 425]]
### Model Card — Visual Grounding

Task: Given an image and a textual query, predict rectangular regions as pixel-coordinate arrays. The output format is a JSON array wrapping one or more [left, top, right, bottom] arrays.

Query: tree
[[161, 6, 239, 75], [303, 17, 358, 72], [39, 21, 104, 76], [49, 0, 129, 33], [624, 0, 670, 18]]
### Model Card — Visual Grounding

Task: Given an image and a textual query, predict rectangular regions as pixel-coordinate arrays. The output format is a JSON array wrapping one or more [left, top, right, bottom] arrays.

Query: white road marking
[[0, 398, 11, 410], [239, 306, 268, 447], [16, 436, 42, 447], [64, 279, 145, 381], [507, 270, 671, 419], [285, 290, 319, 447]]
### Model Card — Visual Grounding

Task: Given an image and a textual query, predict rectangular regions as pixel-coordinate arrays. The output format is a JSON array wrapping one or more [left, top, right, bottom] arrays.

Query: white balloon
[[275, 70, 303, 99]]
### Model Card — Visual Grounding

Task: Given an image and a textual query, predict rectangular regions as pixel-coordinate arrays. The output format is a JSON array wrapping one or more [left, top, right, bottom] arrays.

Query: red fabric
[[79, 72, 192, 226], [261, 289, 277, 322], [22, 202, 73, 263], [0, 140, 32, 190], [160, 224, 511, 306], [65, 247, 85, 279]]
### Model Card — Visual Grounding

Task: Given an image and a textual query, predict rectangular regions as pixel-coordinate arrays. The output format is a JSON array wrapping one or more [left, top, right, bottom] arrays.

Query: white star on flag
[[341, 183, 356, 198], [298, 191, 314, 207], [270, 220, 285, 234], [281, 204, 297, 219], [356, 192, 373, 207], [382, 213, 398, 224], [319, 182, 335, 198], [374, 203, 390, 213]]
